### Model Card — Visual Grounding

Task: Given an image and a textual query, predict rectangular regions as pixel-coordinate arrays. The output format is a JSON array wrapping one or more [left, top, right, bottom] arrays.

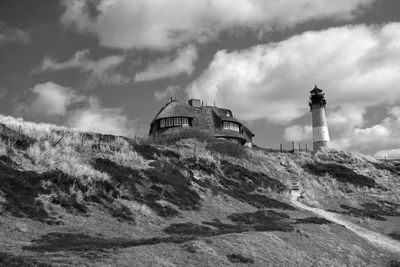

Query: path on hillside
[[290, 191, 400, 254]]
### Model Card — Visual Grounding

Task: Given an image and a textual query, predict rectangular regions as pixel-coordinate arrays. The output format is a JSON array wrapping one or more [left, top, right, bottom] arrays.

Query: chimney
[[188, 99, 201, 108]]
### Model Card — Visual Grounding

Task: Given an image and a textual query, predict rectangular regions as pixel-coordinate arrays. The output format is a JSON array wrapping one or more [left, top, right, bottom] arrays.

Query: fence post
[[18, 125, 21, 141], [280, 144, 283, 152], [292, 141, 295, 152], [298, 143, 301, 151]]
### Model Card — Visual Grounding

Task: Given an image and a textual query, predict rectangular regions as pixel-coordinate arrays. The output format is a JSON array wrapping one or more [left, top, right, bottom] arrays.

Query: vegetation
[[0, 114, 399, 266], [227, 253, 254, 264], [0, 252, 51, 267]]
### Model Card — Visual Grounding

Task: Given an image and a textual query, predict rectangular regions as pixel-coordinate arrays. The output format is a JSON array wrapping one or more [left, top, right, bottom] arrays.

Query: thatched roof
[[153, 100, 194, 121], [150, 99, 255, 140]]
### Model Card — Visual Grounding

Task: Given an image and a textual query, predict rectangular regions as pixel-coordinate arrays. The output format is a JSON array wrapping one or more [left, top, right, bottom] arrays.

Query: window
[[223, 121, 229, 130], [223, 121, 240, 132], [166, 118, 173, 127], [174, 117, 181, 126], [159, 117, 190, 128]]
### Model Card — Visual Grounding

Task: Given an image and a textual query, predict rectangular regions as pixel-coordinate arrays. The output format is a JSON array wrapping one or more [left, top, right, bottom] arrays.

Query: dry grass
[[314, 148, 378, 164], [26, 141, 110, 181], [1, 116, 399, 267], [0, 140, 7, 156], [106, 149, 148, 170]]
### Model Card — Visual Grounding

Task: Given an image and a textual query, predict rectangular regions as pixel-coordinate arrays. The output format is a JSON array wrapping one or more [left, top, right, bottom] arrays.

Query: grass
[[0, 141, 7, 156], [0, 114, 400, 266], [0, 252, 52, 267]]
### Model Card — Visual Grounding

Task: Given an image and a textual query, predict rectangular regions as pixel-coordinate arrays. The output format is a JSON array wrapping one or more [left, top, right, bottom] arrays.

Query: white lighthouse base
[[312, 126, 330, 151], [313, 140, 330, 151]]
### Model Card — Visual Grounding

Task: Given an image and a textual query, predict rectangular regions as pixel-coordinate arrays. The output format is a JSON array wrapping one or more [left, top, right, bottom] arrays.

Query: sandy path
[[290, 191, 400, 254]]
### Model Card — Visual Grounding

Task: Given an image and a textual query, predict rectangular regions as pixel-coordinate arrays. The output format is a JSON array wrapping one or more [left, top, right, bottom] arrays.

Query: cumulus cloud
[[19, 82, 84, 117], [333, 106, 400, 153], [60, 0, 374, 50], [154, 85, 181, 102], [67, 97, 137, 136], [17, 82, 139, 136], [135, 46, 198, 82], [188, 23, 400, 123], [283, 125, 312, 142], [33, 49, 128, 85], [0, 21, 30, 45]]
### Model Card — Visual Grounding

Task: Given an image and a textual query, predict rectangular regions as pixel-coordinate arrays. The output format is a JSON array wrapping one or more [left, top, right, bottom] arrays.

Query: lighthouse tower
[[309, 85, 330, 151]]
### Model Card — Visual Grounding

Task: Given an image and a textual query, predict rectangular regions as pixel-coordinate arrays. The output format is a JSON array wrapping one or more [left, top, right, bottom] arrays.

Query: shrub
[[227, 254, 254, 264], [206, 139, 247, 158]]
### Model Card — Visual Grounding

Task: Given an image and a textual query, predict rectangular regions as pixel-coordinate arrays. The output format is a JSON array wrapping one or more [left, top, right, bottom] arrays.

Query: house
[[149, 99, 254, 146]]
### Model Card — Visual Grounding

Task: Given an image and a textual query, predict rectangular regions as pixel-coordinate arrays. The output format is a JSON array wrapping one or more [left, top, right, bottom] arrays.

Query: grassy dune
[[0, 115, 399, 266]]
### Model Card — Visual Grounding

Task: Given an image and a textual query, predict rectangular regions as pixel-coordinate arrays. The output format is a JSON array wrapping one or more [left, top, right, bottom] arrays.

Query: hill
[[0, 114, 399, 266]]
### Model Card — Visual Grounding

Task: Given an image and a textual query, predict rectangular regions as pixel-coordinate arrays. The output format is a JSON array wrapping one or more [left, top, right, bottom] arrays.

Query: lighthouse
[[309, 85, 330, 151]]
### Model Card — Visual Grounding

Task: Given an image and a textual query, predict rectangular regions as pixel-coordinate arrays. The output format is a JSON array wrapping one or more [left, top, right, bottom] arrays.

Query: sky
[[1, 0, 400, 158]]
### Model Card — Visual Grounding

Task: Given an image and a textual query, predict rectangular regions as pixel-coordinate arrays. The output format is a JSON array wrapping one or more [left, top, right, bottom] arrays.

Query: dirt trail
[[290, 191, 400, 254]]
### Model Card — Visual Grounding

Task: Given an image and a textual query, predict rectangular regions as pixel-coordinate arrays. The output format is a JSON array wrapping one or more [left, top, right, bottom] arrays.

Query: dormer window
[[226, 111, 232, 117]]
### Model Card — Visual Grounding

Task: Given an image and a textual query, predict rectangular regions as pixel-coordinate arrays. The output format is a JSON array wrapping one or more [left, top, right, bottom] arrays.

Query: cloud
[[135, 46, 198, 82], [154, 85, 181, 102], [19, 82, 84, 117], [187, 23, 400, 123], [283, 125, 312, 142], [332, 106, 400, 153], [67, 97, 138, 136], [17, 82, 139, 136], [60, 0, 374, 50], [374, 148, 400, 160], [187, 22, 400, 154], [0, 21, 30, 45], [33, 49, 128, 85]]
